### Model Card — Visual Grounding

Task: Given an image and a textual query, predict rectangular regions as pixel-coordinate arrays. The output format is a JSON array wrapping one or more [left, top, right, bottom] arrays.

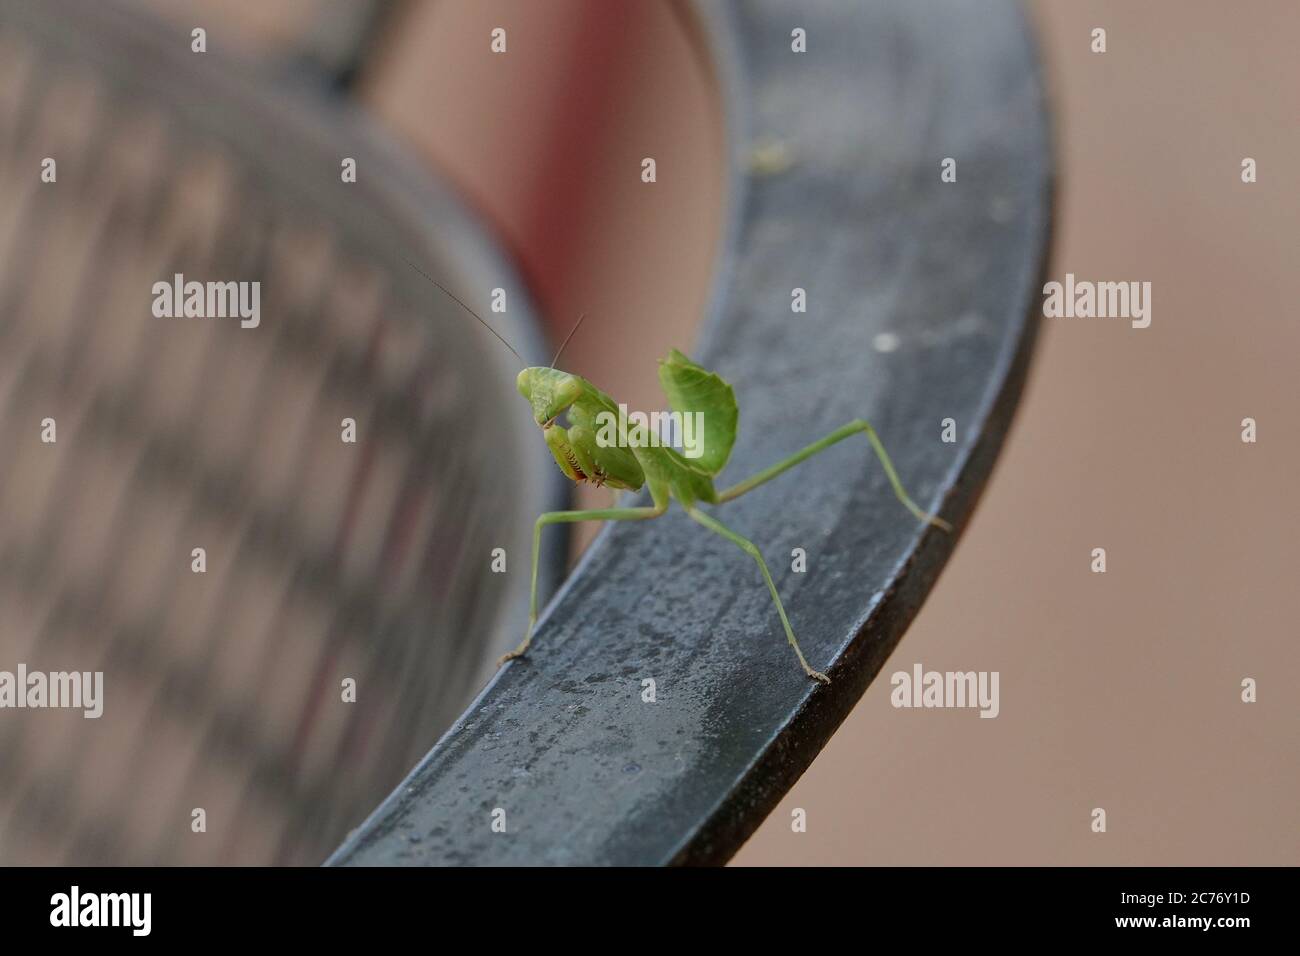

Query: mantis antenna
[[550, 312, 588, 369], [402, 258, 524, 366]]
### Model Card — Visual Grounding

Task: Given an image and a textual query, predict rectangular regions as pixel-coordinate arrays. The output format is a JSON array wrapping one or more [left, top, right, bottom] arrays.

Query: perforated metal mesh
[[0, 3, 550, 864]]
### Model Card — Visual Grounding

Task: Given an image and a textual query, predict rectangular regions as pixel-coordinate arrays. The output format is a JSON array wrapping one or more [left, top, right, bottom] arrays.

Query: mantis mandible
[[406, 261, 950, 683]]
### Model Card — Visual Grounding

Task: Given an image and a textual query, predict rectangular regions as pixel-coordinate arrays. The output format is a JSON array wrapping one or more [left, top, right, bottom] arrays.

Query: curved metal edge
[[671, 0, 751, 357], [661, 1, 1057, 865]]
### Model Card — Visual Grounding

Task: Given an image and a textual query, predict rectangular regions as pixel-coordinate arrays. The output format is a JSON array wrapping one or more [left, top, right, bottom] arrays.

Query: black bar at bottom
[[0, 866, 1284, 942]]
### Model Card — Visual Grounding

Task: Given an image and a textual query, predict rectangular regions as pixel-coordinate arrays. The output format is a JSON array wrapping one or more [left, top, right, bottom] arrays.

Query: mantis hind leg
[[499, 501, 667, 666], [715, 419, 951, 531], [685, 506, 830, 684]]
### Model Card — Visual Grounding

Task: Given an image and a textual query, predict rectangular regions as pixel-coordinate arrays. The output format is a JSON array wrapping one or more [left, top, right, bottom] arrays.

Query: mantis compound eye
[[552, 375, 582, 407]]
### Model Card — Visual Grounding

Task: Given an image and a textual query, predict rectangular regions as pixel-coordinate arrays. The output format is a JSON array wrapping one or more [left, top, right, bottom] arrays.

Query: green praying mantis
[[406, 261, 950, 683]]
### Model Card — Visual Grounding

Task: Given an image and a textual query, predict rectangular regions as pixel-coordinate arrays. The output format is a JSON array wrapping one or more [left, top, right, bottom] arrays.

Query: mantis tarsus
[[406, 261, 950, 683]]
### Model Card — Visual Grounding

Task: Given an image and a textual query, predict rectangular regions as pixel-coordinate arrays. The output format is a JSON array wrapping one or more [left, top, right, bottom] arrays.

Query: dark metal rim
[[662, 0, 1057, 865]]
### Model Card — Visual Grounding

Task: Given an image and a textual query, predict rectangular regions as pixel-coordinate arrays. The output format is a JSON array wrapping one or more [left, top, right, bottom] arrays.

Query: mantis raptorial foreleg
[[685, 506, 830, 684], [715, 418, 952, 531], [500, 502, 667, 665]]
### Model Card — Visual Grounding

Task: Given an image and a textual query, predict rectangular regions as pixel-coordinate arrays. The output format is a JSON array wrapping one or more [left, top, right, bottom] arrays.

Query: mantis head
[[516, 367, 644, 491], [514, 310, 589, 427], [398, 262, 632, 485], [516, 367, 583, 426]]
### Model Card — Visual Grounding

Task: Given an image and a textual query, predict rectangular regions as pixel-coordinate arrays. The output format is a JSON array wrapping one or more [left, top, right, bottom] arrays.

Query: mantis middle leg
[[715, 418, 951, 531], [685, 506, 830, 684], [499, 500, 667, 665]]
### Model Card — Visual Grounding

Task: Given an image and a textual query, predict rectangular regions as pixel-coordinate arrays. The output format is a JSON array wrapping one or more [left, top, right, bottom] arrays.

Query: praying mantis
[[406, 261, 950, 683]]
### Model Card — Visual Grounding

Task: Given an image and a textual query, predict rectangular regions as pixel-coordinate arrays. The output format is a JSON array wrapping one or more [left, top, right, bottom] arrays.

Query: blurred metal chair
[[0, 0, 561, 864]]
